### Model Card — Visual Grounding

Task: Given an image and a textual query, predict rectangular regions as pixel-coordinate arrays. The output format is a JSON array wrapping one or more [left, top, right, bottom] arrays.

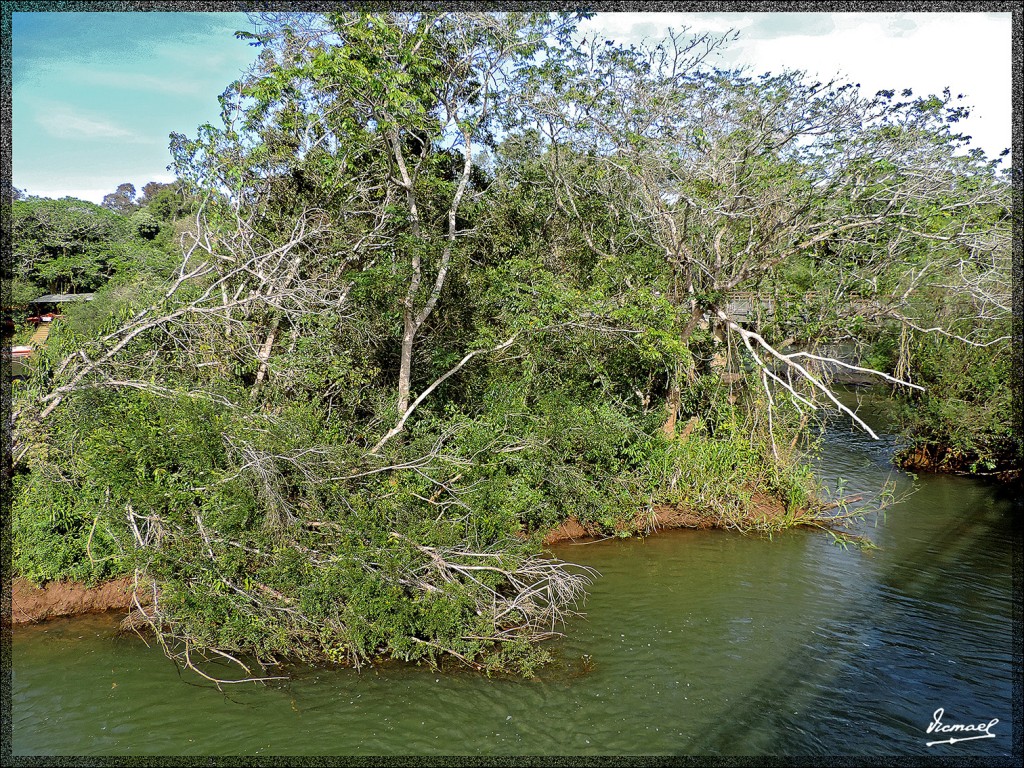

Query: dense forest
[[7, 12, 1016, 679]]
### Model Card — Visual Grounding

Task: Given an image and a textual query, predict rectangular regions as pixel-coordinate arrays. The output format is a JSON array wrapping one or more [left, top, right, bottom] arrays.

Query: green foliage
[[9, 276, 40, 306], [873, 325, 1019, 475], [12, 197, 131, 293], [143, 182, 197, 222], [12, 473, 127, 584], [11, 195, 178, 297], [131, 209, 161, 240]]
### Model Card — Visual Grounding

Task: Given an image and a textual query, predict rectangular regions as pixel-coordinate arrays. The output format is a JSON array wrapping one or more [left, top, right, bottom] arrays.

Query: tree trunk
[[252, 326, 280, 393], [662, 380, 679, 437], [251, 252, 302, 397], [397, 313, 416, 415]]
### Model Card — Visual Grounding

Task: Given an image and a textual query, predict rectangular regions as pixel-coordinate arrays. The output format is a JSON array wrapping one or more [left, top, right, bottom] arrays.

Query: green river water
[[9, 398, 1019, 757]]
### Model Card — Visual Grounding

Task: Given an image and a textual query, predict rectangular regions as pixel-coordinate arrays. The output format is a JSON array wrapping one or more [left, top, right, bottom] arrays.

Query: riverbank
[[542, 494, 798, 544], [13, 498, 800, 626], [895, 443, 1021, 483], [11, 576, 138, 625]]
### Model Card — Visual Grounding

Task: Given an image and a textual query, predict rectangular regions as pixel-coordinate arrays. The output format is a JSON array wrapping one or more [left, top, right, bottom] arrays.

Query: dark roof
[[29, 293, 95, 303]]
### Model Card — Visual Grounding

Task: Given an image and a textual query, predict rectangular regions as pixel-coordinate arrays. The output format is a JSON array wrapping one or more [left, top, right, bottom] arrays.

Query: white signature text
[[926, 708, 998, 747]]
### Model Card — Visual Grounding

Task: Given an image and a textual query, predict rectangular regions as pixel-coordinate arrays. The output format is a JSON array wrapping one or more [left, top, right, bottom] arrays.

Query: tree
[[165, 11, 583, 439], [11, 195, 180, 300], [515, 37, 1010, 444], [137, 180, 195, 222], [138, 180, 173, 205], [102, 182, 139, 215], [131, 208, 161, 240], [19, 13, 610, 678], [11, 196, 133, 293]]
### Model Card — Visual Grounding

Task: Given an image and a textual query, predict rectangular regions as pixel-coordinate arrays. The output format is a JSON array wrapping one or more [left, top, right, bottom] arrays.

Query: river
[[10, 394, 1018, 757]]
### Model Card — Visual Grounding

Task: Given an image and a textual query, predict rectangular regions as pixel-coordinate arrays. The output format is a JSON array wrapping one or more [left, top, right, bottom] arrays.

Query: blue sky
[[11, 11, 1012, 203], [12, 12, 259, 201]]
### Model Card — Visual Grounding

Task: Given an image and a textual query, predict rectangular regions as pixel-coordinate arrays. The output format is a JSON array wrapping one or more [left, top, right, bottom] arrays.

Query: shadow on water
[[684, 480, 1015, 756]]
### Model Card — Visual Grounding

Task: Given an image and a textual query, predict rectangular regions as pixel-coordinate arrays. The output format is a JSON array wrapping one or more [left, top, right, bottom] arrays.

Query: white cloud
[[20, 172, 178, 204], [579, 12, 1012, 158], [21, 187, 113, 203], [68, 69, 207, 96], [579, 12, 741, 44], [37, 104, 150, 142]]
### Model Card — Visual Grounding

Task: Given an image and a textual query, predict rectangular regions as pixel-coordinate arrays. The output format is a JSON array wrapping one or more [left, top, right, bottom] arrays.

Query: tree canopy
[[10, 192, 184, 299]]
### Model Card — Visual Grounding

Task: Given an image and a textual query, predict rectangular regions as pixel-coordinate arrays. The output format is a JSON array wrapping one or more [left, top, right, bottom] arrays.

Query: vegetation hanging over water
[[9, 11, 1015, 678]]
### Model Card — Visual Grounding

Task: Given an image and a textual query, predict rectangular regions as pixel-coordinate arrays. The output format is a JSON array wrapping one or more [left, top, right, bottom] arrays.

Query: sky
[[12, 12, 259, 202], [10, 11, 1013, 203]]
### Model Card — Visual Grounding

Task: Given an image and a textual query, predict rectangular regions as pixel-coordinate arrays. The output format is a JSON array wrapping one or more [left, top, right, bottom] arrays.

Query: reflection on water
[[11, 407, 1017, 756]]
